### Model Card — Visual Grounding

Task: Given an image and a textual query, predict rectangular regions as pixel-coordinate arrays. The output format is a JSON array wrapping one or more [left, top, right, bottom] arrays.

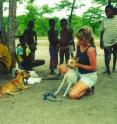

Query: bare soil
[[0, 40, 117, 124]]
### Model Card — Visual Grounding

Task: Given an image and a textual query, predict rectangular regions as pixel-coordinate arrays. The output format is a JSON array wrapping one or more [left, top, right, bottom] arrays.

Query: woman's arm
[[75, 47, 96, 71]]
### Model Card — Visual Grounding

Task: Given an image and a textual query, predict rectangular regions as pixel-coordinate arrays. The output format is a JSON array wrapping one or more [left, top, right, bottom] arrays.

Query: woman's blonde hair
[[77, 27, 95, 47]]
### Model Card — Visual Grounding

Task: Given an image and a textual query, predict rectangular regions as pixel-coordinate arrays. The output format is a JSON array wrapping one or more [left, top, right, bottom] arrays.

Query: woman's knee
[[69, 92, 80, 99]]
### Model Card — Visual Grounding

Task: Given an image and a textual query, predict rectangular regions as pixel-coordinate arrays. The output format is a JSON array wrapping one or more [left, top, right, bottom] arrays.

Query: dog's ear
[[16, 71, 24, 77], [21, 72, 25, 76], [25, 70, 30, 74]]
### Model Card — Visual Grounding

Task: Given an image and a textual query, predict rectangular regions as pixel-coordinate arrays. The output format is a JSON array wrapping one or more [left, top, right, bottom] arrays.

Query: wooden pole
[[69, 0, 76, 27], [8, 0, 17, 68]]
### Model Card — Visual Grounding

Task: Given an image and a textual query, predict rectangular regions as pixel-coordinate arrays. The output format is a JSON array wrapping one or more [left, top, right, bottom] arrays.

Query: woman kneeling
[[69, 27, 97, 99]]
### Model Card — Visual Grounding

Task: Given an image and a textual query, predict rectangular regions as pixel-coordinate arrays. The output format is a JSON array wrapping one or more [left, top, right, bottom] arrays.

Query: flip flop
[[43, 92, 59, 102]]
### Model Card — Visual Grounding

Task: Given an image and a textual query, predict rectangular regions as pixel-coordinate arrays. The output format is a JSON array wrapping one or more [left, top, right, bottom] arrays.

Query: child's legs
[[53, 46, 58, 69], [31, 60, 45, 67], [65, 48, 70, 64], [60, 48, 65, 64], [31, 51, 35, 61], [69, 81, 88, 99], [49, 45, 56, 71], [69, 45, 74, 57], [104, 47, 111, 74], [112, 44, 117, 70], [21, 60, 31, 70]]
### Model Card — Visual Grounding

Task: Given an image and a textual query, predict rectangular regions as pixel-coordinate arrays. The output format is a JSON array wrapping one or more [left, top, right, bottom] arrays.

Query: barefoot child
[[48, 19, 59, 74]]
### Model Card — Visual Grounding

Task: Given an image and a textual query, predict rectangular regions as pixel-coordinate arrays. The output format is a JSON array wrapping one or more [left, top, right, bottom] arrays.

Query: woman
[[69, 27, 97, 99]]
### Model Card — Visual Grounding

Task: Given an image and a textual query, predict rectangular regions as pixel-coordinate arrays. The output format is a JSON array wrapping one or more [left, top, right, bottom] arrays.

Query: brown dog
[[0, 71, 30, 97]]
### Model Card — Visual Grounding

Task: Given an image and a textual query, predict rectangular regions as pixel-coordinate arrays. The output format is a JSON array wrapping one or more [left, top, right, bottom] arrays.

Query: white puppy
[[55, 58, 79, 97]]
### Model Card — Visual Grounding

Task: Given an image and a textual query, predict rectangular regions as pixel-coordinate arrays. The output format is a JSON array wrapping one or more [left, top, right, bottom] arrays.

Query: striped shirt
[[100, 15, 117, 47]]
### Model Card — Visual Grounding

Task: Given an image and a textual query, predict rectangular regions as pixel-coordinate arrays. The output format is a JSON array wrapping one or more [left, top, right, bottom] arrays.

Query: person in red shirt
[[69, 27, 97, 99]]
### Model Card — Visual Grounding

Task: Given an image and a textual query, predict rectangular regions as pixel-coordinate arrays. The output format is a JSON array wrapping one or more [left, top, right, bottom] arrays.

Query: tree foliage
[[55, 0, 76, 10], [55, 0, 84, 14], [25, 3, 39, 21], [93, 0, 117, 6], [82, 7, 103, 36]]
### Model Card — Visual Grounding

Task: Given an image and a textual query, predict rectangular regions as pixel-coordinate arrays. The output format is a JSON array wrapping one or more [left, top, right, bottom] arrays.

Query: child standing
[[48, 19, 59, 74], [23, 20, 37, 61], [100, 5, 117, 75], [59, 19, 73, 64]]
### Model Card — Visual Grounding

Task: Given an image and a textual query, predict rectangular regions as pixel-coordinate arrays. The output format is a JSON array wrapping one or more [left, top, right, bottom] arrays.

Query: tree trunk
[[0, 0, 8, 44], [69, 0, 76, 26], [108, 0, 111, 5], [8, 0, 17, 68], [0, 0, 3, 41], [0, 0, 3, 29]]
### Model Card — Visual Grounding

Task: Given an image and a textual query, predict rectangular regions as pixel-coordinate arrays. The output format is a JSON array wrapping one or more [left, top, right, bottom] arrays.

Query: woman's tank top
[[76, 45, 96, 74]]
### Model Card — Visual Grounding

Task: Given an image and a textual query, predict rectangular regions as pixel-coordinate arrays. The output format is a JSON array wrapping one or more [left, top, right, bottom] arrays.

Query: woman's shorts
[[79, 72, 97, 88]]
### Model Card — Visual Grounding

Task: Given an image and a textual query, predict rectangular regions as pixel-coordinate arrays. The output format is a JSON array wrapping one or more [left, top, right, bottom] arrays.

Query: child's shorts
[[79, 72, 97, 88]]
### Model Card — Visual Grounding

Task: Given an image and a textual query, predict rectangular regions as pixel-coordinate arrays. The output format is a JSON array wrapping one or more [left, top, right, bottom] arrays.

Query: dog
[[54, 58, 79, 97], [0, 70, 30, 97]]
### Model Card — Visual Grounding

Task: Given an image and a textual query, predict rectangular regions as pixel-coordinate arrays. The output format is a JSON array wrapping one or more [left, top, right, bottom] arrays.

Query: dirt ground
[[0, 40, 117, 124]]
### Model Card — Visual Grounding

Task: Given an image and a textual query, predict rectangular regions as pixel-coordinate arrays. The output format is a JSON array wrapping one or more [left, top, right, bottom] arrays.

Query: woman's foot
[[85, 86, 95, 96]]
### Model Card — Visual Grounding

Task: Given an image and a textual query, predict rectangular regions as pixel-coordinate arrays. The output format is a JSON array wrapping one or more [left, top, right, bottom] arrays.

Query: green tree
[[55, 0, 84, 26], [25, 3, 39, 22], [71, 15, 83, 35], [0, 0, 8, 43], [39, 4, 55, 17], [69, 0, 76, 26], [0, 0, 3, 39], [93, 0, 117, 5], [82, 7, 103, 36]]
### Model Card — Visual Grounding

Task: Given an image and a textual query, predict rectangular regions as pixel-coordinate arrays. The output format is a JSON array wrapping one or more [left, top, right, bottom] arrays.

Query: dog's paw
[[0, 94, 5, 98], [24, 85, 31, 89], [27, 85, 31, 88]]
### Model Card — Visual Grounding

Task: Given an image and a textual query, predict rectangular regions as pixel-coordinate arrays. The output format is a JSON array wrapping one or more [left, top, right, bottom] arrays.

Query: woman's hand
[[74, 63, 79, 68]]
